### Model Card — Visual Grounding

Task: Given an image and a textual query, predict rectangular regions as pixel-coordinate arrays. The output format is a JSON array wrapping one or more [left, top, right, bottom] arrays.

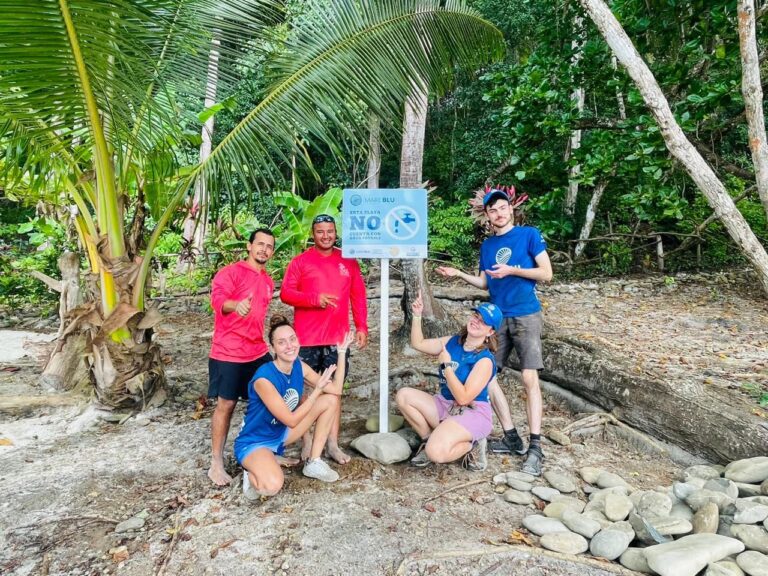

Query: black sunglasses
[[312, 214, 336, 224]]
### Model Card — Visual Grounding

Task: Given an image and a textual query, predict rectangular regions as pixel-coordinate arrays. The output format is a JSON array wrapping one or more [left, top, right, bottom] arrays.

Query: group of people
[[206, 186, 552, 499]]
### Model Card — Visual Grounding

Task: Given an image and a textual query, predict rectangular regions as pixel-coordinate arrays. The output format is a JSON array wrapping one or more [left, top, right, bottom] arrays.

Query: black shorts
[[208, 353, 272, 401], [299, 345, 350, 381]]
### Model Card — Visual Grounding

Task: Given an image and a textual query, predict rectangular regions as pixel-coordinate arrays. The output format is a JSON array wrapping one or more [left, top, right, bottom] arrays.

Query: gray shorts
[[495, 311, 544, 371]]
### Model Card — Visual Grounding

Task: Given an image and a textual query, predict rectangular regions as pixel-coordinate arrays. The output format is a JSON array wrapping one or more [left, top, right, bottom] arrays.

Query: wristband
[[412, 315, 422, 320]]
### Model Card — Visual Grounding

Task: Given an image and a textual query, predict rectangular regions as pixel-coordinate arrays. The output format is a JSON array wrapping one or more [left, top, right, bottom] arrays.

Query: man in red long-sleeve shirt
[[280, 214, 368, 464], [207, 228, 275, 486]]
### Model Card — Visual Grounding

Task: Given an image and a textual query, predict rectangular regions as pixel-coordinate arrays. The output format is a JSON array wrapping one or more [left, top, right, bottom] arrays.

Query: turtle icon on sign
[[385, 206, 420, 240]]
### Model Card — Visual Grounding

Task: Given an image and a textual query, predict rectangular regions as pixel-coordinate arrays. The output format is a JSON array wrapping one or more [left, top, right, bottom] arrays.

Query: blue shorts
[[234, 427, 290, 465]]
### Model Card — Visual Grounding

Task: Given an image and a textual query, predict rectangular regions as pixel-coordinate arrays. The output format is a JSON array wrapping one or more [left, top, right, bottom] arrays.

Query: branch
[[29, 270, 62, 293], [690, 138, 755, 180]]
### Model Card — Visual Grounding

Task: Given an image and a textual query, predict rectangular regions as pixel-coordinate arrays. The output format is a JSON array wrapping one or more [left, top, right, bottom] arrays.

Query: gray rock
[[544, 470, 577, 493], [734, 500, 768, 525], [605, 493, 634, 521], [707, 479, 742, 500], [705, 559, 746, 576], [589, 525, 633, 560], [637, 491, 673, 518], [630, 512, 691, 544], [675, 480, 708, 500], [350, 432, 411, 464], [619, 547, 654, 574], [687, 489, 736, 513], [114, 516, 145, 533], [748, 497, 768, 506], [737, 550, 768, 576], [719, 515, 736, 538], [588, 486, 630, 504], [583, 509, 612, 528], [547, 429, 571, 446], [507, 478, 533, 492], [395, 427, 422, 450], [685, 465, 724, 482], [531, 486, 561, 502], [561, 509, 602, 539], [597, 471, 632, 490], [731, 525, 768, 553], [543, 498, 585, 519], [737, 483, 765, 498], [694, 502, 721, 534], [579, 466, 603, 485], [503, 489, 534, 506], [522, 515, 569, 536], [644, 534, 746, 576], [672, 502, 696, 522], [507, 471, 536, 484], [493, 473, 508, 486], [726, 458, 768, 484], [365, 414, 404, 433], [539, 531, 589, 555], [762, 479, 768, 496]]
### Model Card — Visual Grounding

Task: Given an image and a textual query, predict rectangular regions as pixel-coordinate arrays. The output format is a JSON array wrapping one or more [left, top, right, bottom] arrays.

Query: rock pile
[[495, 456, 768, 576]]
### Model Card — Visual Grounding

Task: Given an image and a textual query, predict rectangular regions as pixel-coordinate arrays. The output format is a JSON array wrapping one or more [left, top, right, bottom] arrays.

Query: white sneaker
[[302, 458, 339, 482], [242, 470, 261, 501]]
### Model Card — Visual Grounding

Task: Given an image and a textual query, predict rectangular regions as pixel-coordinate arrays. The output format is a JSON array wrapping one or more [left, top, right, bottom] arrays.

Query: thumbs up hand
[[235, 293, 253, 317]]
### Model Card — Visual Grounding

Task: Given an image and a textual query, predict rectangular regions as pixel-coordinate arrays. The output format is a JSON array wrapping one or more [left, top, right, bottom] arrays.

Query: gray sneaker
[[410, 443, 432, 468], [488, 433, 527, 455], [461, 437, 488, 472], [242, 470, 261, 501], [521, 446, 544, 476], [303, 458, 339, 482]]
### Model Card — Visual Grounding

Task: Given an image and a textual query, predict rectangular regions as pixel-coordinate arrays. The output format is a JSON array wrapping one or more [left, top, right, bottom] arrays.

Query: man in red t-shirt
[[280, 214, 368, 464], [207, 228, 276, 486]]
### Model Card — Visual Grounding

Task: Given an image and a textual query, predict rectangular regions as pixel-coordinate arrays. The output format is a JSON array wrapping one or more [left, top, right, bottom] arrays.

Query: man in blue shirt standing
[[437, 187, 552, 476]]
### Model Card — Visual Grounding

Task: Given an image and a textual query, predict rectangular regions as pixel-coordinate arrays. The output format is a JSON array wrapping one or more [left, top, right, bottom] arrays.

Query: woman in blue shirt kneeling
[[396, 292, 500, 471], [235, 315, 353, 499]]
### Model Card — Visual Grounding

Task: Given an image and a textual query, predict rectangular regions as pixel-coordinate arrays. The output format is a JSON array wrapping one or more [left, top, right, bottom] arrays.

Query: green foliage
[[273, 187, 343, 258], [428, 201, 480, 268]]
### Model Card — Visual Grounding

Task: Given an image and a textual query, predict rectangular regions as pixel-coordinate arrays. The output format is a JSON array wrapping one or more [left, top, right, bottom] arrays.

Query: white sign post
[[342, 189, 428, 434]]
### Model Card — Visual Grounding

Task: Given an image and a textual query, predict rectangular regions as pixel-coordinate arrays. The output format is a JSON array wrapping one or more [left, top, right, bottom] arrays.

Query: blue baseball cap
[[482, 189, 510, 208], [472, 302, 502, 331]]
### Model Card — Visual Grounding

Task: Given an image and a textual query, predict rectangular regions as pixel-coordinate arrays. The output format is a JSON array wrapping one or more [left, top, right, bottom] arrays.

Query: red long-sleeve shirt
[[209, 261, 274, 362], [280, 247, 368, 346]]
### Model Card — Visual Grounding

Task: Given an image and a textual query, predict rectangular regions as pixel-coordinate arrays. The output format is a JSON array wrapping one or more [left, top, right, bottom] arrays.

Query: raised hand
[[235, 293, 253, 317], [436, 266, 460, 278], [337, 332, 354, 353], [316, 365, 337, 390], [411, 290, 424, 317]]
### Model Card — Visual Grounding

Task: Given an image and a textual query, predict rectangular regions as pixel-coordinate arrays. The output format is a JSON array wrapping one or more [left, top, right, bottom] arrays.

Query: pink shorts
[[433, 394, 493, 442]]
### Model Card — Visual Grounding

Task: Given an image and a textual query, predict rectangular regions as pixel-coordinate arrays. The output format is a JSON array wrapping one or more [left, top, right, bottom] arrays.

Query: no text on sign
[[341, 188, 428, 259]]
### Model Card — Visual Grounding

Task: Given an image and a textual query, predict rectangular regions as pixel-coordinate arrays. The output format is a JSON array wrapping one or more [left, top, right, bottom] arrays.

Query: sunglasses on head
[[312, 214, 335, 224]]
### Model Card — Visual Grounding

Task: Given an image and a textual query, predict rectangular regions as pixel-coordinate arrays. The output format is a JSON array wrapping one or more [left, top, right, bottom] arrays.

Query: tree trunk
[[574, 180, 609, 259], [367, 115, 381, 189], [565, 15, 585, 216], [177, 38, 220, 273], [580, 0, 768, 296], [738, 0, 768, 219], [397, 83, 452, 341]]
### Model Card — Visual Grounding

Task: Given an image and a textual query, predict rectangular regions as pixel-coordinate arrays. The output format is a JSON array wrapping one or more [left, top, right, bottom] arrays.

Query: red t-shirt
[[209, 261, 274, 362], [280, 247, 368, 346]]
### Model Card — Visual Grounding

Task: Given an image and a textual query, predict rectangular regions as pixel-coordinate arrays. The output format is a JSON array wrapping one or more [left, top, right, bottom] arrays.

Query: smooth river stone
[[737, 483, 764, 498], [694, 502, 721, 534], [687, 489, 736, 513], [561, 509, 602, 539], [582, 509, 612, 528], [579, 466, 603, 485], [734, 500, 768, 525], [671, 502, 695, 522], [644, 534, 746, 576], [685, 465, 724, 482], [726, 458, 768, 484], [605, 493, 634, 521], [544, 470, 577, 493], [539, 531, 589, 555], [707, 478, 741, 500], [506, 478, 533, 492], [636, 491, 673, 518], [531, 486, 561, 502], [731, 525, 768, 553], [493, 473, 508, 486], [507, 471, 536, 484], [762, 479, 768, 496], [705, 559, 746, 576], [504, 489, 534, 506], [619, 547, 654, 574], [597, 471, 632, 490], [544, 498, 585, 519], [737, 550, 768, 576], [589, 525, 633, 560], [522, 515, 570, 536]]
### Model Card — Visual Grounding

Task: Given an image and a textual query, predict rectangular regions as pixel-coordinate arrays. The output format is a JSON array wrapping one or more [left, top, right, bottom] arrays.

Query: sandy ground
[[0, 272, 765, 576]]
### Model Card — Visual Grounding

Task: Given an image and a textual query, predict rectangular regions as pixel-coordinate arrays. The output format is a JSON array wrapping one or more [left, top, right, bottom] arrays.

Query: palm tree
[[0, 0, 504, 408]]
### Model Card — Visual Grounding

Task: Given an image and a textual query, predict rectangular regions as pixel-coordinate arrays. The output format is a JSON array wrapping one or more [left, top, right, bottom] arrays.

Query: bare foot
[[208, 461, 232, 486], [275, 455, 299, 467], [325, 443, 351, 465]]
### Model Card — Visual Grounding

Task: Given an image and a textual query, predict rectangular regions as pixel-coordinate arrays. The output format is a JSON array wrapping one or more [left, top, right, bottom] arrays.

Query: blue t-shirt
[[438, 335, 496, 403], [479, 226, 547, 317], [234, 359, 304, 457]]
